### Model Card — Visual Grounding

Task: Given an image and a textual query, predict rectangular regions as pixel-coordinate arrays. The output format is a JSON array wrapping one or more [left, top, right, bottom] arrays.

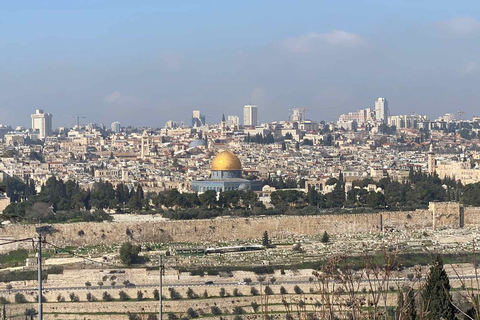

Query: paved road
[[1, 274, 478, 294]]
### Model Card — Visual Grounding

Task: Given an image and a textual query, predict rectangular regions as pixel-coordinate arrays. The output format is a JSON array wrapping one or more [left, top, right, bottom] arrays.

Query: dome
[[189, 139, 207, 148], [211, 151, 242, 171]]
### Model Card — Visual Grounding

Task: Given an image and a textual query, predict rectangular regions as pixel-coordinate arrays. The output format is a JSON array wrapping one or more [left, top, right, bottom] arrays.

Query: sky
[[0, 0, 479, 128]]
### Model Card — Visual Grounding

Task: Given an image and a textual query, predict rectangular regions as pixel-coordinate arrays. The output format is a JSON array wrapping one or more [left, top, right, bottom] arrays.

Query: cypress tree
[[422, 255, 455, 320]]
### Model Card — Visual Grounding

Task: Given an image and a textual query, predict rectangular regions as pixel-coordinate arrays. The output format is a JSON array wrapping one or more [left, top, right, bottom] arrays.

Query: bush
[[244, 277, 252, 284], [264, 286, 273, 295], [119, 291, 130, 301], [103, 291, 113, 301], [211, 306, 222, 315], [24, 308, 37, 317], [280, 286, 288, 294], [233, 306, 245, 315], [233, 288, 242, 296], [0, 297, 9, 304], [250, 287, 259, 295], [137, 290, 144, 301], [219, 288, 226, 297], [85, 281, 91, 287], [111, 281, 116, 287], [294, 285, 303, 294], [97, 281, 104, 287], [186, 288, 198, 299], [119, 242, 141, 266], [56, 294, 65, 302], [15, 293, 27, 303], [147, 315, 158, 320], [168, 288, 182, 300], [321, 231, 330, 243], [186, 308, 199, 318], [269, 277, 276, 284], [69, 292, 79, 302], [86, 292, 95, 302], [168, 313, 178, 320], [153, 289, 160, 300], [251, 302, 259, 312], [203, 290, 208, 298]]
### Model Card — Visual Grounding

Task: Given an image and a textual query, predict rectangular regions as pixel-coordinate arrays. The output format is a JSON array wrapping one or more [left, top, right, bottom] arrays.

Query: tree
[[219, 287, 226, 297], [119, 242, 141, 266], [102, 292, 113, 301], [251, 302, 260, 312], [262, 231, 270, 247], [14, 293, 27, 303], [321, 231, 330, 243], [119, 291, 130, 301], [137, 290, 144, 301], [250, 287, 259, 295], [422, 256, 455, 320], [404, 289, 417, 320], [211, 306, 222, 315], [186, 308, 199, 318], [153, 289, 160, 300]]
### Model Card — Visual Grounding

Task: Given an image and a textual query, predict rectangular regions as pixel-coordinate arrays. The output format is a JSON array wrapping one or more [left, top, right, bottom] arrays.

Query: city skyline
[[0, 1, 479, 127]]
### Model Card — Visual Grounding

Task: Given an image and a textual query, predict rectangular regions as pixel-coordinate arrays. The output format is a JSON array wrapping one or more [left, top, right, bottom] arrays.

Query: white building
[[31, 109, 53, 139], [111, 121, 121, 133], [375, 97, 389, 123], [226, 115, 240, 127], [243, 105, 258, 127], [291, 108, 304, 122]]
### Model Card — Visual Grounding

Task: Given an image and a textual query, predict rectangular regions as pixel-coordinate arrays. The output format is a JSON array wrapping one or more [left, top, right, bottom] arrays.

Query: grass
[[0, 249, 28, 268]]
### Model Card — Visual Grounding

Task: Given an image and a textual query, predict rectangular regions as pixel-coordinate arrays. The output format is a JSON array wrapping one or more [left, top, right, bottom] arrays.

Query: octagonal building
[[191, 151, 262, 193]]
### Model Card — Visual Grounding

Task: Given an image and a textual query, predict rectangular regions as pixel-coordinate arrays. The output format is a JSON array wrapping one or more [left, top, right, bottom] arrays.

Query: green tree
[[262, 231, 270, 247], [321, 231, 330, 243], [422, 256, 454, 320], [119, 242, 141, 266]]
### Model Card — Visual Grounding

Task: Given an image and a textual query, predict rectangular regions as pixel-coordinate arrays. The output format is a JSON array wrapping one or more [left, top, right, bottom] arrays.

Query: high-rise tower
[[243, 105, 257, 127], [31, 109, 53, 139]]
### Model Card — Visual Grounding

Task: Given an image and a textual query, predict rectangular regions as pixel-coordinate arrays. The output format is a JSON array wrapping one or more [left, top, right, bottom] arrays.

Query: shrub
[[203, 290, 208, 298], [233, 306, 245, 315], [186, 308, 198, 318], [269, 277, 276, 284], [137, 290, 144, 301], [0, 297, 9, 304], [407, 273, 414, 281], [102, 275, 108, 281], [321, 231, 330, 243], [85, 281, 91, 287], [250, 287, 259, 296], [264, 286, 273, 295], [86, 292, 95, 302], [97, 281, 104, 287], [153, 289, 160, 300], [69, 293, 79, 302], [103, 291, 113, 301], [244, 277, 252, 284], [56, 294, 65, 302], [211, 306, 222, 315], [24, 308, 37, 317], [219, 288, 226, 297], [147, 315, 158, 320], [119, 291, 130, 301], [168, 313, 178, 320], [123, 280, 130, 286], [233, 288, 242, 297], [186, 288, 198, 299], [234, 316, 243, 320], [251, 302, 259, 312], [111, 281, 116, 287], [280, 286, 288, 294], [6, 284, 12, 291], [294, 285, 303, 294], [168, 288, 182, 300], [15, 293, 27, 303]]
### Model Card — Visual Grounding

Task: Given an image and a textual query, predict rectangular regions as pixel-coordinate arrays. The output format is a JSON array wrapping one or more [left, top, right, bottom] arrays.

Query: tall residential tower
[[243, 105, 257, 127], [374, 97, 389, 123]]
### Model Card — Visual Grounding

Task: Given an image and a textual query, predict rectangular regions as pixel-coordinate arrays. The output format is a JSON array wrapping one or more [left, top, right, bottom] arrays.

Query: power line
[[0, 238, 33, 246]]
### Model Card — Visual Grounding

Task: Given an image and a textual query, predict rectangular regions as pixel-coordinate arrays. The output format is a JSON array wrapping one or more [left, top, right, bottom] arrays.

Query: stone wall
[[1, 202, 478, 253]]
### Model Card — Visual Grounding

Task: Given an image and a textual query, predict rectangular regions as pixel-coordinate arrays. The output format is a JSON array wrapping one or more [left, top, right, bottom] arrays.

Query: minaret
[[428, 142, 436, 174], [221, 114, 226, 139]]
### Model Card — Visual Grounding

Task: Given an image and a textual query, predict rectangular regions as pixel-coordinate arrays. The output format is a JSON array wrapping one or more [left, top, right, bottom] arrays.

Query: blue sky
[[1, 0, 479, 127]]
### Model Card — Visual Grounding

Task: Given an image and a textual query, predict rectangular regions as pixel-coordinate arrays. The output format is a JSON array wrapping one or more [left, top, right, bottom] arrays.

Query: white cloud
[[104, 91, 141, 105], [281, 30, 363, 53], [464, 61, 478, 74], [439, 17, 480, 36]]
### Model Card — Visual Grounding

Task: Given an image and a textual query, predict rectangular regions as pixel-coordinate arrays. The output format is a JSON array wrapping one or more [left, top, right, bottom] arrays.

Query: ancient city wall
[[0, 202, 475, 251]]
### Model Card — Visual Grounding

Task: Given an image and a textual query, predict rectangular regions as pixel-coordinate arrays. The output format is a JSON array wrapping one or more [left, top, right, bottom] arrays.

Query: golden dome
[[211, 151, 242, 171]]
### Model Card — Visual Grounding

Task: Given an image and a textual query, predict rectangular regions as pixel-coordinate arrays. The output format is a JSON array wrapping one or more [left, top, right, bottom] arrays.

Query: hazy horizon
[[1, 1, 479, 128]]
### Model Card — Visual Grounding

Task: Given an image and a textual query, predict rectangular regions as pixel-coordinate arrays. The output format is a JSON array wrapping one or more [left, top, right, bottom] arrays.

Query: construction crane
[[59, 114, 86, 128], [458, 110, 465, 131]]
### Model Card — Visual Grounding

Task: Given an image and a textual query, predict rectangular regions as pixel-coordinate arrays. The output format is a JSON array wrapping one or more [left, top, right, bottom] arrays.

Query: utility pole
[[37, 232, 43, 320], [159, 256, 163, 320]]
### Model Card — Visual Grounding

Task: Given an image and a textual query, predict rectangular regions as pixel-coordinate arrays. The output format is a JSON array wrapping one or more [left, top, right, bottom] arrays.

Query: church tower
[[221, 114, 227, 139]]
